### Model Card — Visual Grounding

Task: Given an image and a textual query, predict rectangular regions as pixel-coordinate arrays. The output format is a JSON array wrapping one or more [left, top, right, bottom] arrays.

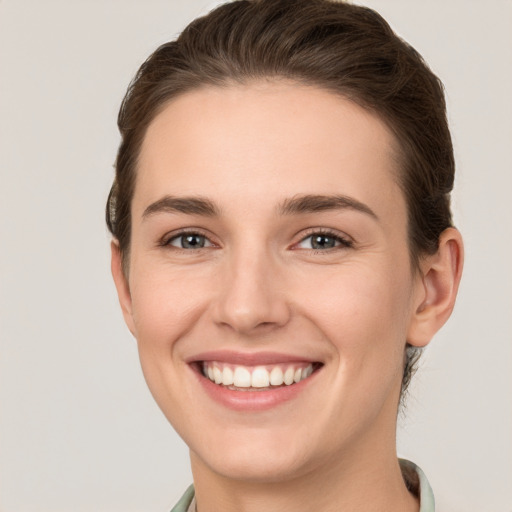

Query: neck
[[190, 423, 419, 512]]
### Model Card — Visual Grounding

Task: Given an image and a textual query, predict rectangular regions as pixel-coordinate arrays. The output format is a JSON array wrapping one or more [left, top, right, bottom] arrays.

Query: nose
[[212, 247, 291, 335]]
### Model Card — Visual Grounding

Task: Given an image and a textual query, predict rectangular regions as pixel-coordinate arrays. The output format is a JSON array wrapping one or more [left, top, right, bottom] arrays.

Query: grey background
[[1, 1, 511, 511]]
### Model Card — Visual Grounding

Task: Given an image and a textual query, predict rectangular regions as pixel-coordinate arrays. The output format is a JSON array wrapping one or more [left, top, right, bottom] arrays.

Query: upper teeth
[[202, 362, 314, 388]]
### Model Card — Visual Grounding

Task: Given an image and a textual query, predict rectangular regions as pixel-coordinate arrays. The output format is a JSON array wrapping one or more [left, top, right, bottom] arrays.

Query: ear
[[407, 227, 464, 347], [110, 241, 136, 336]]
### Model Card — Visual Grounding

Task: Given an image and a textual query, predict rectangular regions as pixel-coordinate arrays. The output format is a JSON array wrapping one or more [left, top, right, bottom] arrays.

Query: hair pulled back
[[106, 0, 455, 399]]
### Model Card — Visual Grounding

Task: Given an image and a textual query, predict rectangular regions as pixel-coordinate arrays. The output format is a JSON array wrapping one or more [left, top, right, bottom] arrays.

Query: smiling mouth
[[200, 361, 321, 391]]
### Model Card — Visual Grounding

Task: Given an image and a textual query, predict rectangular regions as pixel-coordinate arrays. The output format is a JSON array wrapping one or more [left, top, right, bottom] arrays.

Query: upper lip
[[186, 350, 320, 366]]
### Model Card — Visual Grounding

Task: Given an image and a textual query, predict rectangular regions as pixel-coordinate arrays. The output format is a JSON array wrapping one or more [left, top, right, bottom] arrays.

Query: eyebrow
[[141, 193, 378, 221], [142, 195, 220, 219], [278, 194, 378, 220]]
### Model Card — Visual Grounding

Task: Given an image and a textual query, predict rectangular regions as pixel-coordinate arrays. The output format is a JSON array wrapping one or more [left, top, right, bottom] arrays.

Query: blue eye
[[167, 233, 212, 249], [296, 232, 352, 250]]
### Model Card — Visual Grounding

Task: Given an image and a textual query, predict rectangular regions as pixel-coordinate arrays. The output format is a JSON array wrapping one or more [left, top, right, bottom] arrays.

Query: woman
[[107, 1, 463, 510]]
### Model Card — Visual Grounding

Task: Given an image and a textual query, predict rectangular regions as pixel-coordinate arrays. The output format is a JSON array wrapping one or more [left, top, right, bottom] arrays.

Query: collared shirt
[[170, 459, 435, 512]]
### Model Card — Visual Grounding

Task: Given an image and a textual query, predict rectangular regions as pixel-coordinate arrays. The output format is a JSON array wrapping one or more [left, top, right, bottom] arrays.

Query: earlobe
[[407, 227, 464, 347], [110, 241, 136, 336]]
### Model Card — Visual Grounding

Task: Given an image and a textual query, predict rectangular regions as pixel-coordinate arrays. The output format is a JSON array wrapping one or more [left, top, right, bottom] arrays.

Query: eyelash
[[159, 229, 214, 250], [294, 228, 354, 252], [159, 228, 353, 252]]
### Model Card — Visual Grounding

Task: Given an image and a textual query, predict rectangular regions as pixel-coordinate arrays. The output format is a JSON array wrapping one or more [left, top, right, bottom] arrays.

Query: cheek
[[129, 263, 211, 349], [127, 267, 210, 418], [293, 261, 414, 373]]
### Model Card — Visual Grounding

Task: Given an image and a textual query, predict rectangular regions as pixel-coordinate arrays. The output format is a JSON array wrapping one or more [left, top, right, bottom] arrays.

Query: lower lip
[[192, 366, 319, 412]]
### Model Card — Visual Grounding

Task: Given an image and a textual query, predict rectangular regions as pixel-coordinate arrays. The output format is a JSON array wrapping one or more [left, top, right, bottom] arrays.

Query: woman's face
[[115, 82, 427, 482]]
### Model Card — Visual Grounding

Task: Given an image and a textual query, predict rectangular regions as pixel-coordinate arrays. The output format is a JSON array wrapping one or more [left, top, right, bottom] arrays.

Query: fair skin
[[111, 82, 463, 512]]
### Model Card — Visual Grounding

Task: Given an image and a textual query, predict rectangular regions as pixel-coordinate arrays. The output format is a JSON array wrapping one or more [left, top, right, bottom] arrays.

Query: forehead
[[135, 81, 404, 222]]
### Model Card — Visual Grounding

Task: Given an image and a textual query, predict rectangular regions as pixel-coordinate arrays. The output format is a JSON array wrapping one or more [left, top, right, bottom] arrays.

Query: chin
[[196, 448, 312, 484], [188, 425, 329, 484]]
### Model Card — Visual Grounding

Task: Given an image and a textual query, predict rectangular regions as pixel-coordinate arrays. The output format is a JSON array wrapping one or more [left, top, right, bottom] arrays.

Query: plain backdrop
[[1, 1, 511, 511]]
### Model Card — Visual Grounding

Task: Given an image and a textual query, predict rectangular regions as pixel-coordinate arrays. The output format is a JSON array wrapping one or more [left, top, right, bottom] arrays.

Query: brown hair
[[106, 0, 455, 399]]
